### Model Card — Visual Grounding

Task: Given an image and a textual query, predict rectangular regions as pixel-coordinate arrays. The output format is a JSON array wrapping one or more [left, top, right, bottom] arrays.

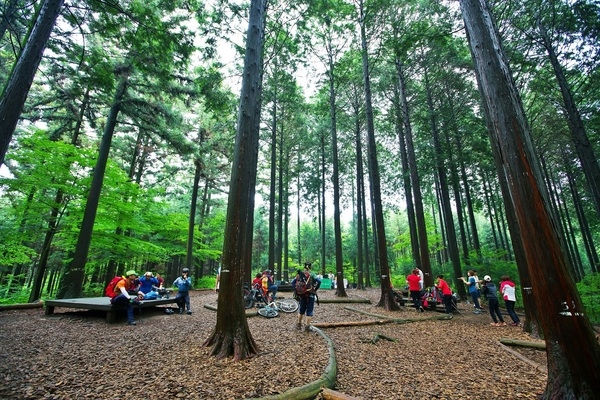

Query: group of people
[[405, 268, 453, 315], [251, 269, 279, 301], [459, 269, 521, 327], [106, 268, 193, 325], [404, 267, 522, 327]]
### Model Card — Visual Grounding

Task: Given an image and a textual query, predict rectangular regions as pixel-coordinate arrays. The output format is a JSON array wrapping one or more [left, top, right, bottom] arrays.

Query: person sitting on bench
[[139, 271, 160, 299], [108, 270, 144, 325]]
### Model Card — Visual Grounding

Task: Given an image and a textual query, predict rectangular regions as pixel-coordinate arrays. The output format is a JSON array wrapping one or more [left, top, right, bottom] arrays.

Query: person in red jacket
[[406, 268, 424, 312], [435, 274, 453, 316]]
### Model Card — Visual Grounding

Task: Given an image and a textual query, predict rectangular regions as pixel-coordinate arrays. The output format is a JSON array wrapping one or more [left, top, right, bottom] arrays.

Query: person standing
[[435, 275, 453, 315], [459, 270, 483, 314], [406, 268, 424, 312], [415, 267, 424, 290], [291, 262, 321, 331], [500, 275, 520, 326], [173, 268, 193, 315], [481, 275, 506, 326]]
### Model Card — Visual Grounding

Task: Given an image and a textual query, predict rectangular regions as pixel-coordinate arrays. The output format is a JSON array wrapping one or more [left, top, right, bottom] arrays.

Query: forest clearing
[[0, 289, 549, 400]]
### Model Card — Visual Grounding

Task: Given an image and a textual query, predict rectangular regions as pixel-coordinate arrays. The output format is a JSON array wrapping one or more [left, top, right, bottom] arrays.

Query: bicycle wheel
[[275, 298, 298, 313], [243, 289, 254, 309], [258, 307, 279, 318]]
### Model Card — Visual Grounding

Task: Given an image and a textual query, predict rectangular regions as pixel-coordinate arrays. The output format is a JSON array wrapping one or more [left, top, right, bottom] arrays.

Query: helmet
[[484, 275, 491, 282], [182, 268, 190, 273]]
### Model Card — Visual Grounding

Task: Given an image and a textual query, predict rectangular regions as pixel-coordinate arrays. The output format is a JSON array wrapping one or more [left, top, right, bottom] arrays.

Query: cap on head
[[484, 275, 491, 282], [145, 271, 153, 277], [126, 270, 138, 277], [182, 268, 190, 273]]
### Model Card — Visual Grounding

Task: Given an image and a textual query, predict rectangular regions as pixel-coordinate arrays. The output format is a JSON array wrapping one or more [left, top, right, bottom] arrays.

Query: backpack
[[105, 276, 124, 298], [295, 272, 313, 297]]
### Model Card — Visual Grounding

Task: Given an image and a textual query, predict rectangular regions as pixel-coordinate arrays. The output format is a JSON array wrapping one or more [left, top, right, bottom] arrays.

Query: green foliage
[[195, 276, 217, 289], [576, 273, 600, 325], [0, 284, 30, 304]]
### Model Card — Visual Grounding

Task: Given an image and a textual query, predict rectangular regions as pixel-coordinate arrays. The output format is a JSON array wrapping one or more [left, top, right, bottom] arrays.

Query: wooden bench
[[44, 296, 179, 323]]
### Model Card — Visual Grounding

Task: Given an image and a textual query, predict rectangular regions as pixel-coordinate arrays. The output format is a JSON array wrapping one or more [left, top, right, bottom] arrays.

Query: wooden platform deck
[[44, 296, 178, 323]]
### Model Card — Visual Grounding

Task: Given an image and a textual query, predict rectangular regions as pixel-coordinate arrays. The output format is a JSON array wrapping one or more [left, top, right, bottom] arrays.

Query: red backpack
[[105, 276, 124, 298], [294, 272, 313, 297]]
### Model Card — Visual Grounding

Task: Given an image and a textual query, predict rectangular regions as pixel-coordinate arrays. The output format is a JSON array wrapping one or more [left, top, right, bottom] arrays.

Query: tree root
[[499, 338, 546, 349], [250, 326, 337, 400], [321, 387, 360, 400], [359, 333, 398, 344], [497, 342, 547, 374]]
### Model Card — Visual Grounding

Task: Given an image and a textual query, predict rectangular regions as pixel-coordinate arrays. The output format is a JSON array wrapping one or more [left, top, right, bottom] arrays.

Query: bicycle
[[257, 298, 299, 318], [243, 284, 271, 309]]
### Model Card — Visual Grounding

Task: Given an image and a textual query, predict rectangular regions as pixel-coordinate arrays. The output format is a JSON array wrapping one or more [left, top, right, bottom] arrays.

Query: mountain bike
[[243, 283, 271, 309], [257, 298, 299, 318]]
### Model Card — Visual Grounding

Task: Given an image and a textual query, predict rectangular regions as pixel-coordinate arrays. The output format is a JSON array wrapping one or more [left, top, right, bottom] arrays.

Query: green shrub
[[576, 273, 600, 325], [195, 276, 217, 290]]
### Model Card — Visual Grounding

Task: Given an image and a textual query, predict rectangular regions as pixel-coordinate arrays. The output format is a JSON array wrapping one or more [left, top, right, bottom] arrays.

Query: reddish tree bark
[[459, 0, 600, 398]]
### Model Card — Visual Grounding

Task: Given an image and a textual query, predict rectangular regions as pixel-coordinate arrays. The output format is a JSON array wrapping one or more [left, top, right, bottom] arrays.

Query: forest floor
[[0, 288, 549, 400]]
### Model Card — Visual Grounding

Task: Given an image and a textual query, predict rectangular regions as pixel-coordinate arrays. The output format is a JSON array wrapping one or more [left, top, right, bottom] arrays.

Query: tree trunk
[[203, 0, 265, 361], [539, 25, 600, 219], [57, 70, 130, 299], [0, 0, 65, 165], [186, 160, 201, 270], [357, 0, 396, 310], [397, 54, 433, 288], [268, 98, 276, 274], [326, 42, 346, 298], [425, 69, 463, 288], [394, 59, 420, 269], [354, 107, 364, 290], [460, 1, 600, 397]]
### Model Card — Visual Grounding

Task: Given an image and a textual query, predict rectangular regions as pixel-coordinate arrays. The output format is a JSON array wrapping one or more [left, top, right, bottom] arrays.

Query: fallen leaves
[[0, 289, 547, 400]]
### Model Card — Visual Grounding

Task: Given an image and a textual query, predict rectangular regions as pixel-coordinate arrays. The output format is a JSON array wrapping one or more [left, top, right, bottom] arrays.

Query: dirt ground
[[0, 288, 548, 399]]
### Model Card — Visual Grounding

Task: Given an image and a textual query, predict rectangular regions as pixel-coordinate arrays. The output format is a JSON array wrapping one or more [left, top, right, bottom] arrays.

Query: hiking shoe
[[187, 310, 192, 315], [305, 325, 312, 332], [473, 310, 482, 314], [509, 322, 518, 326], [419, 306, 425, 313], [296, 323, 302, 330], [178, 308, 183, 314], [127, 321, 136, 326]]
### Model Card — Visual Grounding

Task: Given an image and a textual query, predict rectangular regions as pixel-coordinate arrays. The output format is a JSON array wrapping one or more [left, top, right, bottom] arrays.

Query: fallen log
[[312, 320, 393, 328], [498, 342, 547, 374], [203, 303, 258, 317], [318, 298, 371, 304], [321, 388, 360, 400], [343, 306, 452, 323], [499, 338, 546, 350], [0, 302, 44, 311]]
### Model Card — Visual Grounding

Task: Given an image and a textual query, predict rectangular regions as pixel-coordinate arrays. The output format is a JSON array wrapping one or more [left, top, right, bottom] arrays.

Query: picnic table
[[44, 296, 179, 323]]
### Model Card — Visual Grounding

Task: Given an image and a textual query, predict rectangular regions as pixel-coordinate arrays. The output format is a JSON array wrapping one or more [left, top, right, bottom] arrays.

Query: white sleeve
[[120, 286, 131, 299]]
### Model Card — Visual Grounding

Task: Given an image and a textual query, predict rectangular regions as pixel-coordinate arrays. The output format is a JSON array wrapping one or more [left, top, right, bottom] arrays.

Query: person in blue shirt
[[459, 270, 482, 314], [174, 268, 193, 314], [139, 272, 160, 299]]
